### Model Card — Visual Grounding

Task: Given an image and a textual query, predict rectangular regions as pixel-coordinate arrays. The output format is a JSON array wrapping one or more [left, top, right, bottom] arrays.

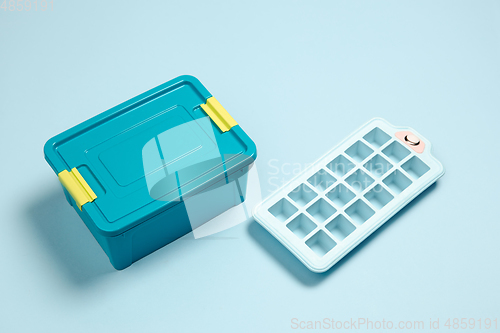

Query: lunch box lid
[[44, 75, 257, 237]]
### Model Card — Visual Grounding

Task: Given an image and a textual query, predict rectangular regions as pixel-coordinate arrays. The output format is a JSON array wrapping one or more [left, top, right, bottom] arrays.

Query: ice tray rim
[[252, 117, 445, 273]]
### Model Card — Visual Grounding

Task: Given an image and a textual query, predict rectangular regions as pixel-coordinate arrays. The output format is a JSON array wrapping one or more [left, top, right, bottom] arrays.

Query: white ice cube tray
[[253, 118, 445, 273]]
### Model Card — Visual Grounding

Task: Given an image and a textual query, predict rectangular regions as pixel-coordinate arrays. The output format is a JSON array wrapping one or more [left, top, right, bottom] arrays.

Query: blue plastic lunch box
[[44, 75, 257, 270]]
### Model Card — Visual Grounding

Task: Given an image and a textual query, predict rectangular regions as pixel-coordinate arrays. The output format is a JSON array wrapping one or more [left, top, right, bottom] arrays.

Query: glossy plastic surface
[[44, 75, 257, 269]]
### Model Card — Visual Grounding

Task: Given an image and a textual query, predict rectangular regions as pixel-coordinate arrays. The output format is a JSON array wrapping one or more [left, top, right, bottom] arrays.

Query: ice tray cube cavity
[[253, 118, 445, 273]]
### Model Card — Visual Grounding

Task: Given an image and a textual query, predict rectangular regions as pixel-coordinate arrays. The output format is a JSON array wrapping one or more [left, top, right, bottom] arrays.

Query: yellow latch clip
[[200, 97, 238, 133], [58, 168, 97, 210]]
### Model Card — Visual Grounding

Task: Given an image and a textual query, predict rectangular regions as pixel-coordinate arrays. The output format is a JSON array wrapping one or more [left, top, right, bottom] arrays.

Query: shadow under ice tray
[[253, 118, 444, 273]]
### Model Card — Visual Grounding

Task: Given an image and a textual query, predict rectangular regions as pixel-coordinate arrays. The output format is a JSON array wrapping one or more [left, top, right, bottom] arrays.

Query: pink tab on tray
[[395, 131, 425, 153]]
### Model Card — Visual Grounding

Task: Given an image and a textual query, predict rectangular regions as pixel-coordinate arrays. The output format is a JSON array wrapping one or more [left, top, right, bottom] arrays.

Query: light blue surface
[[1, 1, 499, 332]]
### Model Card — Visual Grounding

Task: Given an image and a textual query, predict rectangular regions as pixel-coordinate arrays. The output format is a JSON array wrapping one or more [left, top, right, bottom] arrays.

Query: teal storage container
[[44, 75, 257, 270]]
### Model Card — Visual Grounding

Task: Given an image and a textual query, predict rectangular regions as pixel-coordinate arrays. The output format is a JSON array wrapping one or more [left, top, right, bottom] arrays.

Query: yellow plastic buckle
[[58, 168, 97, 210], [200, 97, 238, 133]]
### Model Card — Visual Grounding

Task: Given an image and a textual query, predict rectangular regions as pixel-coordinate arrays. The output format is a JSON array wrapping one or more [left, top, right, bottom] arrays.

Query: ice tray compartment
[[288, 183, 317, 207], [326, 214, 356, 240], [363, 127, 391, 148], [364, 184, 394, 209], [307, 169, 337, 191], [306, 198, 337, 223], [306, 230, 336, 257], [345, 141, 374, 163], [253, 118, 444, 273], [287, 214, 316, 239], [326, 183, 355, 207], [327, 155, 355, 177], [364, 154, 393, 178], [345, 169, 375, 193], [382, 141, 410, 163], [268, 198, 298, 222], [345, 199, 375, 224], [402, 156, 430, 179], [383, 170, 412, 194]]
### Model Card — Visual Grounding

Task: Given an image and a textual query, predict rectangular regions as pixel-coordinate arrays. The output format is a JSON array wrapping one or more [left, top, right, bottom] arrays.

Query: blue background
[[1, 1, 499, 332]]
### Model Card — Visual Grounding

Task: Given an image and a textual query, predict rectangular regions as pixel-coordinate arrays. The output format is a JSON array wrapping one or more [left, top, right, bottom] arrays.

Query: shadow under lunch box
[[44, 75, 257, 270]]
